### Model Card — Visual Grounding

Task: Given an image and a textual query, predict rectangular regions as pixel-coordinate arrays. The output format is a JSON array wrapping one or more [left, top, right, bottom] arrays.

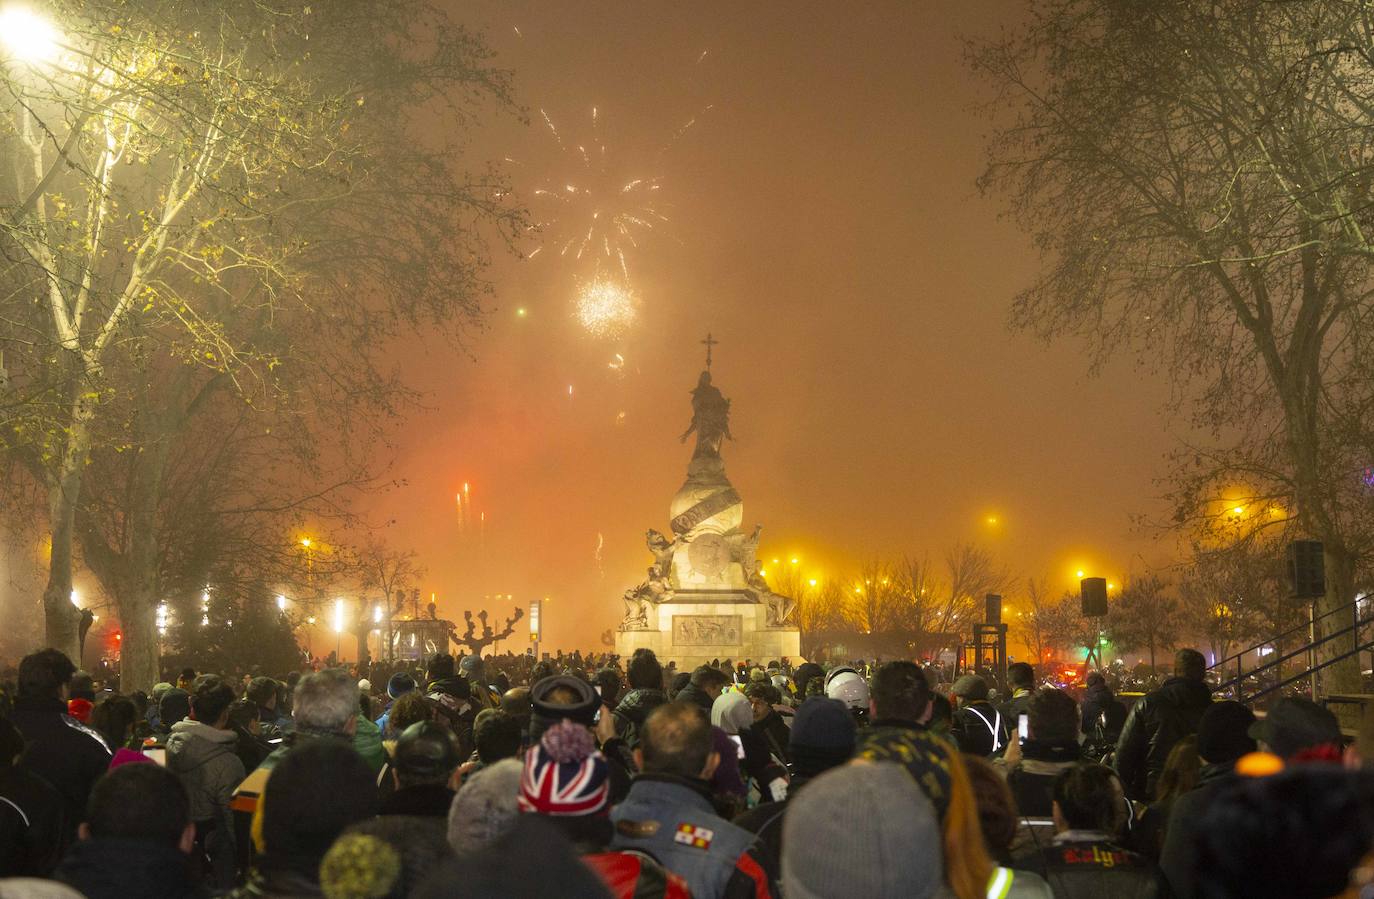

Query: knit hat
[[357, 679, 372, 695], [108, 748, 154, 771], [952, 674, 989, 701], [158, 688, 190, 728], [1197, 700, 1258, 764], [855, 726, 954, 821], [420, 815, 610, 899], [447, 758, 523, 853], [319, 833, 401, 899], [782, 762, 944, 899], [790, 697, 857, 774], [518, 720, 609, 816], [711, 691, 753, 735], [460, 654, 484, 676], [150, 682, 173, 703], [1247, 697, 1342, 760], [387, 673, 417, 700]]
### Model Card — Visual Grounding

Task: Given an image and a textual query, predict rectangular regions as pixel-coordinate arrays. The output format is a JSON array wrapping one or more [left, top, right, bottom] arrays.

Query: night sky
[[361, 2, 1180, 650]]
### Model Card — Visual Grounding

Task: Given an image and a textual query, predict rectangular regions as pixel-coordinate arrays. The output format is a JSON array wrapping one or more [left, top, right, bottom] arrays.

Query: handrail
[[1209, 597, 1364, 672], [1213, 612, 1372, 694], [1238, 636, 1374, 704]]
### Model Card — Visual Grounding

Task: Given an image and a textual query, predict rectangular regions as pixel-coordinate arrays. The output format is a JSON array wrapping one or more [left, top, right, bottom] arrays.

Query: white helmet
[[825, 668, 869, 710]]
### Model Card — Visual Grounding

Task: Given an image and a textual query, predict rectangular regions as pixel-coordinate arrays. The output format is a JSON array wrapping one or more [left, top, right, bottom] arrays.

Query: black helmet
[[393, 721, 461, 780]]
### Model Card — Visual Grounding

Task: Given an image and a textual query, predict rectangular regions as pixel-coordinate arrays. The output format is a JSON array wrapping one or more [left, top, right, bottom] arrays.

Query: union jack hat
[[519, 719, 610, 817]]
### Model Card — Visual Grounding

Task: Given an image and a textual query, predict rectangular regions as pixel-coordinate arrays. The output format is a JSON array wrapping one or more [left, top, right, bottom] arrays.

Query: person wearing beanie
[[782, 761, 944, 899], [229, 739, 378, 898], [519, 719, 690, 898], [609, 701, 772, 899], [735, 697, 857, 880], [374, 673, 417, 734], [951, 673, 1009, 757], [446, 757, 523, 853], [1159, 700, 1259, 898], [321, 816, 452, 899]]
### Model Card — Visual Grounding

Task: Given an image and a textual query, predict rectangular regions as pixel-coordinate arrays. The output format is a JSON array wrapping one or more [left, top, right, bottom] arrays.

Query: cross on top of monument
[[701, 333, 718, 370]]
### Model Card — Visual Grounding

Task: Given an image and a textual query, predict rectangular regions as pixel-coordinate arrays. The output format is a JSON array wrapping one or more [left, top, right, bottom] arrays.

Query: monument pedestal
[[616, 596, 801, 671]]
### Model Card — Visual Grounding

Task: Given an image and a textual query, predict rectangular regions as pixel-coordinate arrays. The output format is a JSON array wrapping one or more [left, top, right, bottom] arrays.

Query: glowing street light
[[300, 537, 312, 548], [372, 604, 382, 625], [0, 7, 60, 65], [69, 589, 79, 608], [276, 595, 287, 611], [1076, 570, 1085, 579], [332, 598, 344, 634]]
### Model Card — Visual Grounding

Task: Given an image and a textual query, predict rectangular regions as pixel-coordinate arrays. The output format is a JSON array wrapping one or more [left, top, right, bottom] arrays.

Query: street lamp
[[0, 7, 60, 65], [276, 595, 287, 611], [333, 598, 344, 659]]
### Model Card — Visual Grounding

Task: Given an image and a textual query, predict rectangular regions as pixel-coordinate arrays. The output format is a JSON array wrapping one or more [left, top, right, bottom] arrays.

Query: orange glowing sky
[[358, 2, 1181, 650]]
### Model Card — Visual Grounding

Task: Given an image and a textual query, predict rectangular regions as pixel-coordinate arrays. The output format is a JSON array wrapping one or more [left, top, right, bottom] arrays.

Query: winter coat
[[999, 688, 1035, 725], [1081, 682, 1127, 738], [10, 697, 111, 837], [1005, 740, 1083, 820], [55, 837, 203, 899], [1114, 677, 1212, 800], [1158, 761, 1238, 899], [167, 720, 247, 826], [610, 774, 773, 899], [953, 700, 1009, 756], [674, 683, 716, 717], [1013, 831, 1164, 899], [0, 764, 66, 875], [380, 783, 454, 818], [613, 688, 668, 749]]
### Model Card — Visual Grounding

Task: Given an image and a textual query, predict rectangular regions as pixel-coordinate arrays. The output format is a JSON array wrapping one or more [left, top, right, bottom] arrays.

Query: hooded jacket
[[1158, 760, 1238, 898], [166, 719, 247, 827], [1114, 677, 1212, 800]]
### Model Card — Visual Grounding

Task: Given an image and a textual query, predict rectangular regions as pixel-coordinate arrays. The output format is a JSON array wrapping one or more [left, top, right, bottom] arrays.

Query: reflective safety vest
[[987, 867, 1014, 899], [967, 705, 1004, 753]]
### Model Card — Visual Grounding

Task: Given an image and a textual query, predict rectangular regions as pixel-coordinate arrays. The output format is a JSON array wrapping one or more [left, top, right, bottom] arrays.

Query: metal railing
[[1211, 602, 1374, 703]]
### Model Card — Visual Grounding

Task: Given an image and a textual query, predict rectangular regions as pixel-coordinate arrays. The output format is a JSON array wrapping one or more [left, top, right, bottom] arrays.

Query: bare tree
[[970, 0, 1374, 690], [450, 608, 524, 659], [0, 0, 520, 671], [353, 541, 424, 663], [1109, 575, 1182, 682], [1017, 577, 1056, 665]]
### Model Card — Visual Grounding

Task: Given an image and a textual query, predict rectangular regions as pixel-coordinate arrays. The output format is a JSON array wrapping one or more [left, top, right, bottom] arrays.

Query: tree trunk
[[42, 401, 92, 662], [1317, 544, 1361, 694]]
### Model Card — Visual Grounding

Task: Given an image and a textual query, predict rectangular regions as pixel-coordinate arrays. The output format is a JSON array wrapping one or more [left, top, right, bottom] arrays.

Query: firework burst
[[527, 107, 667, 284], [575, 278, 637, 338]]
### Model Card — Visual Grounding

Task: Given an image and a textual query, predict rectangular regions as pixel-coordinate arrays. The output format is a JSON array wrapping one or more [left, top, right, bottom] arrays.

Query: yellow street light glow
[[758, 569, 767, 577], [772, 558, 779, 565], [372, 605, 382, 624], [69, 589, 79, 608], [301, 537, 312, 548], [276, 595, 287, 610], [790, 558, 799, 565], [306, 616, 317, 625], [854, 587, 863, 594], [1232, 506, 1244, 515], [332, 598, 344, 634], [0, 8, 60, 64], [1076, 570, 1085, 579], [809, 579, 817, 587], [1108, 582, 1116, 591]]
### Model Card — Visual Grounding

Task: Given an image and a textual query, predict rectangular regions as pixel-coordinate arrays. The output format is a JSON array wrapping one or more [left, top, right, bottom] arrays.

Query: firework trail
[[595, 532, 605, 578]]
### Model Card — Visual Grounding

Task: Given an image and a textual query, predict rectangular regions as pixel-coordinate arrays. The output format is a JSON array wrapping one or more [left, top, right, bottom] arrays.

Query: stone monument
[[615, 335, 801, 669]]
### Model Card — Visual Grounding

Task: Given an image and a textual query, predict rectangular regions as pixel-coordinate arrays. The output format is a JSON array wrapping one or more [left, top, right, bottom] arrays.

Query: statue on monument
[[680, 370, 732, 459], [646, 529, 676, 578]]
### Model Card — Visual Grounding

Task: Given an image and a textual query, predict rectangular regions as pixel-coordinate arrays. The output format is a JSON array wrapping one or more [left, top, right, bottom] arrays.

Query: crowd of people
[[0, 644, 1368, 898]]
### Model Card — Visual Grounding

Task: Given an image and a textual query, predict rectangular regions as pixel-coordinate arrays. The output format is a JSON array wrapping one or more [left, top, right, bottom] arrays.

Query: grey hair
[[293, 668, 358, 733]]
